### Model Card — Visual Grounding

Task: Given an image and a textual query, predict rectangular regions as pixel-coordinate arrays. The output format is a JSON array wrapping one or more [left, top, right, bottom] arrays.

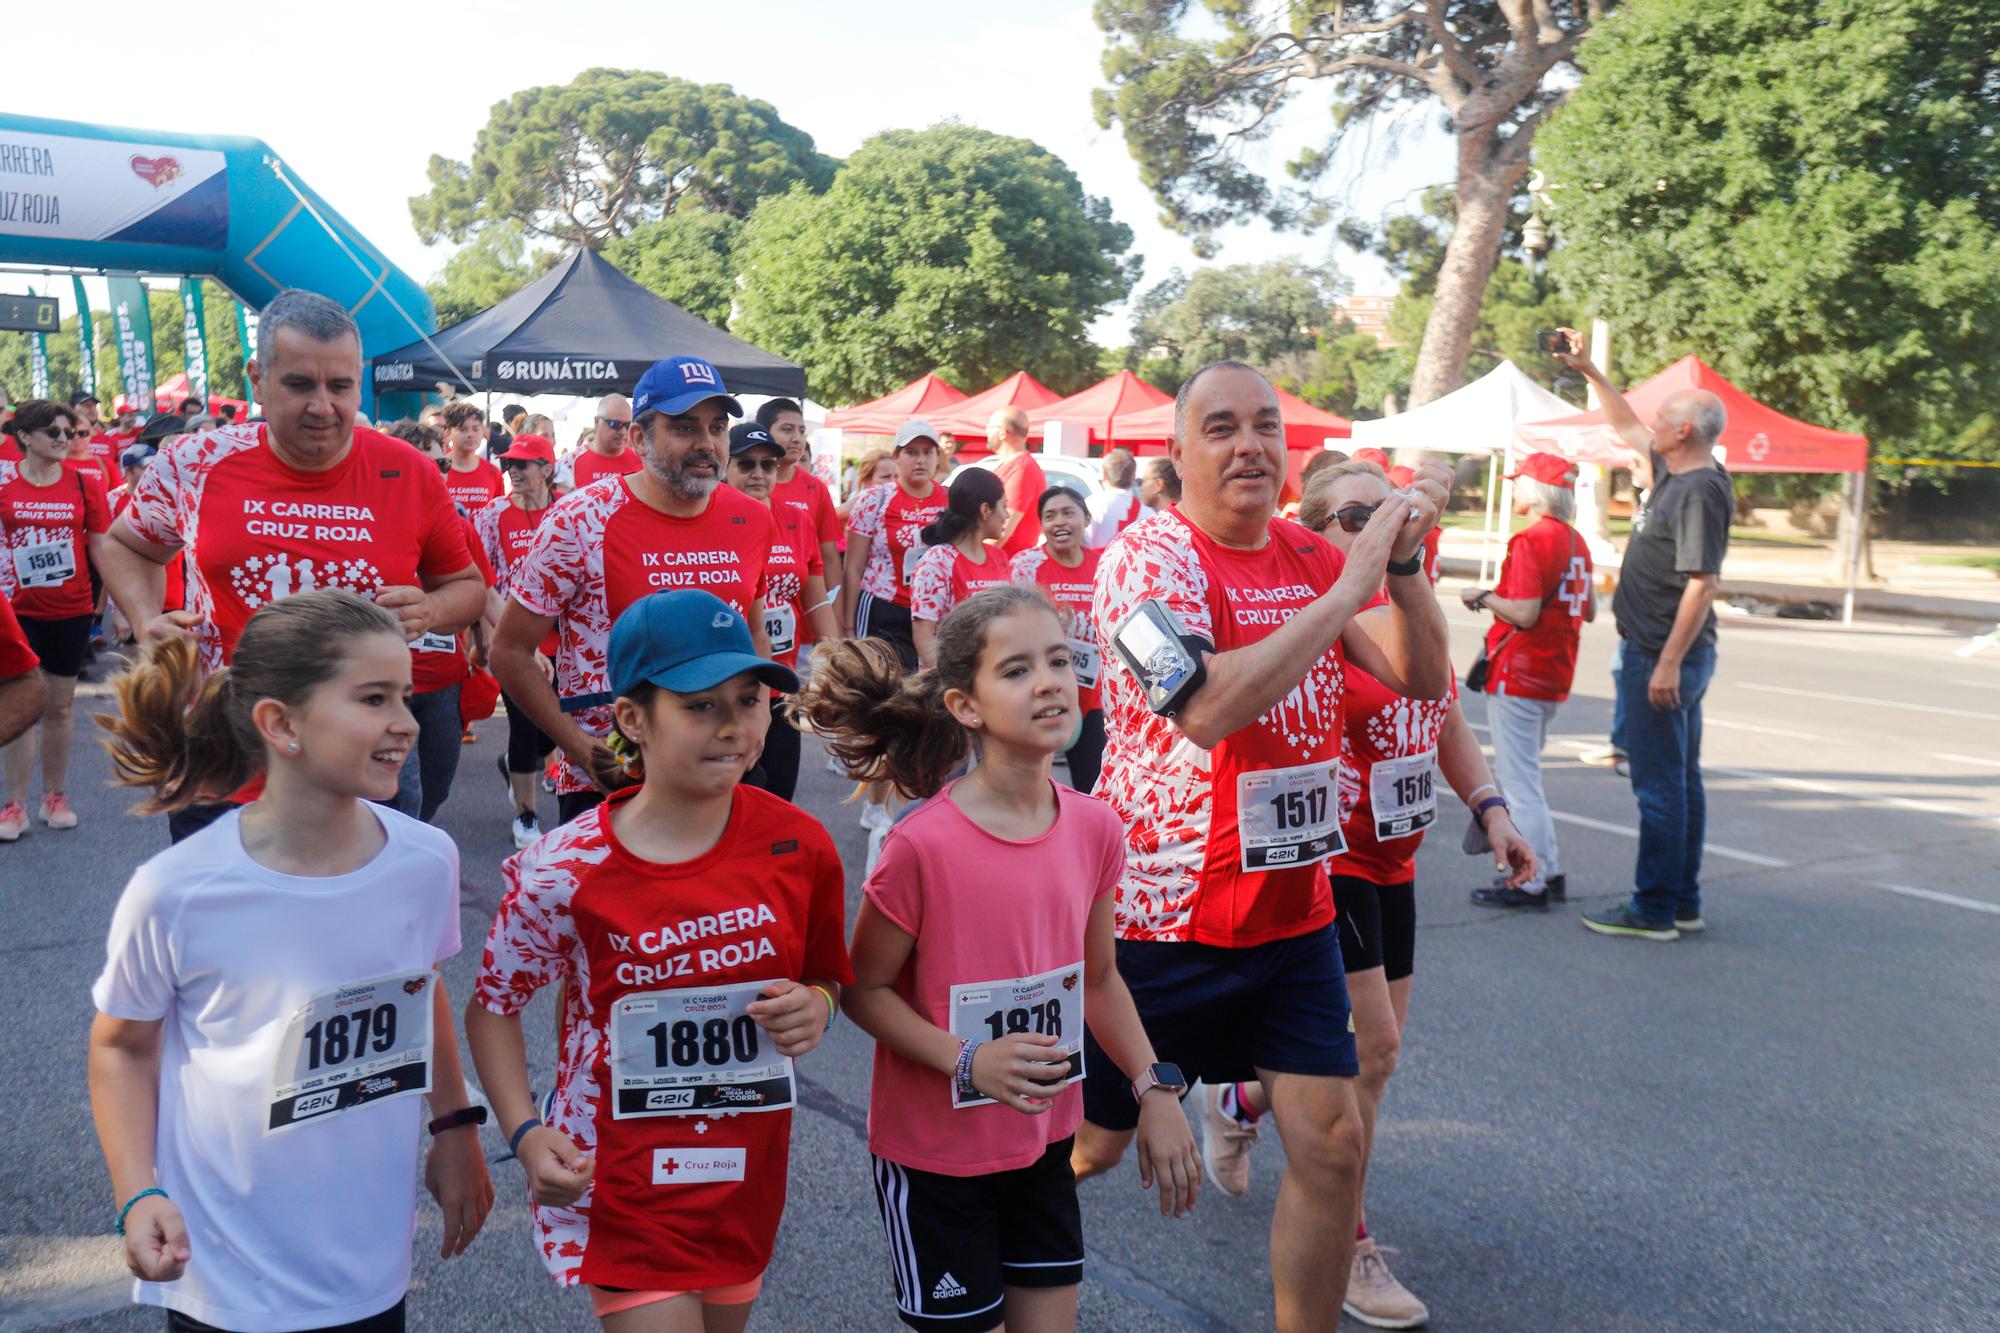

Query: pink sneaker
[[0, 802, 25, 842], [39, 792, 79, 830], [1344, 1237, 1429, 1329]]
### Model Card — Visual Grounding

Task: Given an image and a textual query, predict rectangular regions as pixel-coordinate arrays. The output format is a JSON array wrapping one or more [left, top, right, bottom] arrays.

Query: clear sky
[[4, 0, 1455, 342]]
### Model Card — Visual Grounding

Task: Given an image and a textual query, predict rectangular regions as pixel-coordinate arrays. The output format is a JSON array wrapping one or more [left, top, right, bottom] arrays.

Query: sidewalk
[[1440, 526, 2000, 625]]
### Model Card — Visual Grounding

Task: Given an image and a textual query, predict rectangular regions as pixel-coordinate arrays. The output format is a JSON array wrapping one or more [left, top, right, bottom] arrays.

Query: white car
[[969, 453, 1105, 504]]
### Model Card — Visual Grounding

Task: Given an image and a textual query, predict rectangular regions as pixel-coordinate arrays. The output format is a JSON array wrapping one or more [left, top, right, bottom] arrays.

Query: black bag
[[1465, 631, 1510, 693]]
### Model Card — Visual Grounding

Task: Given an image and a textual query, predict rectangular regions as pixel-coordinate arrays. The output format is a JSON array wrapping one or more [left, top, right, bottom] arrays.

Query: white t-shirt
[[1086, 488, 1142, 549], [92, 806, 462, 1333]]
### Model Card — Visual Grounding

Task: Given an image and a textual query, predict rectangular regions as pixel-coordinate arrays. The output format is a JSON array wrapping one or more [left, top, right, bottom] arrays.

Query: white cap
[[893, 419, 941, 451]]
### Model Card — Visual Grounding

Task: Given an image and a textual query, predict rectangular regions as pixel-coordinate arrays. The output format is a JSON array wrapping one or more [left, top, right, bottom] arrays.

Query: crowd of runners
[[0, 289, 1738, 1333]]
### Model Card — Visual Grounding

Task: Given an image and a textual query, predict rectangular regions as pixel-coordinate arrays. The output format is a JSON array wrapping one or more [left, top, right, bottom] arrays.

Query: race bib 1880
[[947, 962, 1085, 1109], [1236, 760, 1346, 872], [607, 978, 795, 1118], [266, 970, 436, 1133]]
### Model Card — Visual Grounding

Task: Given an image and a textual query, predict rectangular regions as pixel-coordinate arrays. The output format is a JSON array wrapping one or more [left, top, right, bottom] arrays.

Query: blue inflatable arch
[[0, 113, 434, 369]]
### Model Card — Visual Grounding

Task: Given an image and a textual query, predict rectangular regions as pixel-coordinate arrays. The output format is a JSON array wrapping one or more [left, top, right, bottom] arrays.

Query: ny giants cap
[[892, 419, 941, 452], [1506, 451, 1579, 488], [608, 590, 799, 700], [632, 356, 743, 420]]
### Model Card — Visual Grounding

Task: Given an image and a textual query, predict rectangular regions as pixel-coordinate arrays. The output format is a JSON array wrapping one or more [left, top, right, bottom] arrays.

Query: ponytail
[[792, 584, 1061, 800], [96, 588, 405, 813], [919, 466, 1006, 547]]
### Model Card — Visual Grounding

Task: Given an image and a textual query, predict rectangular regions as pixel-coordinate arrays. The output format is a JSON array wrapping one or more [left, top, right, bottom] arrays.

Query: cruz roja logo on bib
[[652, 1147, 746, 1185]]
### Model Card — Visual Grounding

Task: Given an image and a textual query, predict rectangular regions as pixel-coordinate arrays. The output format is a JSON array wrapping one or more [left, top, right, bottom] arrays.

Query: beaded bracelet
[[116, 1188, 168, 1237], [954, 1038, 983, 1100]]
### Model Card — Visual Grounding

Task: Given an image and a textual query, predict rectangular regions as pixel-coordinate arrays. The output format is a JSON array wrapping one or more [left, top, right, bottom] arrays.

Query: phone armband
[[1108, 598, 1212, 718]]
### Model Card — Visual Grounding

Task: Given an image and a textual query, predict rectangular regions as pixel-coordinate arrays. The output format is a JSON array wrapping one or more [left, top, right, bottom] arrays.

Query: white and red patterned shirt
[[1330, 594, 1455, 885], [762, 499, 822, 670], [846, 480, 946, 608], [908, 541, 1011, 625], [475, 496, 559, 658], [123, 424, 472, 672], [473, 786, 852, 1291], [1012, 545, 1103, 712], [506, 478, 776, 793], [1092, 507, 1347, 947]]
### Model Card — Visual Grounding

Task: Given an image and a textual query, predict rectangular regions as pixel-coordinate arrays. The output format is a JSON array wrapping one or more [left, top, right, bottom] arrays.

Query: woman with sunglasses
[[1196, 459, 1536, 1331], [476, 435, 565, 846], [726, 422, 836, 800], [0, 401, 111, 840]]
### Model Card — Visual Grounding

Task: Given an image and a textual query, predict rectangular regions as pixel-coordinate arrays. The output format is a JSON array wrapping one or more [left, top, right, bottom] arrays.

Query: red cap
[[1386, 464, 1417, 488], [1505, 451, 1577, 488], [499, 433, 556, 463], [1351, 447, 1392, 472]]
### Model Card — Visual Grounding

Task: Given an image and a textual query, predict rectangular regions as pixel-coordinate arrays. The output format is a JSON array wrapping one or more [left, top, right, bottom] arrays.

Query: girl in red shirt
[[908, 467, 1011, 669]]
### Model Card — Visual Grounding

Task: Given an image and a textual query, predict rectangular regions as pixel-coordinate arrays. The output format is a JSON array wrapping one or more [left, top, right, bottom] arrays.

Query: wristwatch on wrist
[[1130, 1062, 1188, 1105], [427, 1105, 489, 1137], [1473, 794, 1510, 827], [1385, 551, 1425, 577], [1474, 589, 1493, 608]]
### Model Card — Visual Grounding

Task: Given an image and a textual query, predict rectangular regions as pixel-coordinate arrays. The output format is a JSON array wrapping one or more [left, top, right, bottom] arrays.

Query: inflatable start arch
[[0, 112, 434, 366]]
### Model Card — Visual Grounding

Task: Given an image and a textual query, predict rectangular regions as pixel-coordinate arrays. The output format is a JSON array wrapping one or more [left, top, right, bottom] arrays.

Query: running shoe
[[1197, 1081, 1259, 1197], [863, 823, 889, 877], [0, 802, 25, 842], [1546, 873, 1567, 901], [1675, 910, 1706, 933], [39, 792, 78, 830], [1577, 743, 1626, 769], [541, 757, 559, 793], [461, 726, 478, 745], [511, 812, 541, 850], [1344, 1237, 1428, 1329], [1581, 903, 1679, 942], [1470, 883, 1548, 911]]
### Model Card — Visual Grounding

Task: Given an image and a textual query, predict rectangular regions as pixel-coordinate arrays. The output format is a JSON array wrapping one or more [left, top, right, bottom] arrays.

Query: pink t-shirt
[[862, 780, 1123, 1176]]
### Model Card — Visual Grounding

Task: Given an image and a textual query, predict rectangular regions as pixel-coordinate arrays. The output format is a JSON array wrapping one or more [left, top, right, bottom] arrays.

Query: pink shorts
[[589, 1277, 763, 1316]]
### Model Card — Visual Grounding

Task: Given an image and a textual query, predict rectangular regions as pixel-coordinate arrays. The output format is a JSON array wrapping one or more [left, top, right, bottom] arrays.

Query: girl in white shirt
[[87, 587, 493, 1333]]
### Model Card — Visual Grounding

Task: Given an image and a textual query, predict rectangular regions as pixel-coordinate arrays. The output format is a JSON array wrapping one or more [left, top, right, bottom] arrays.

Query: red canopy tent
[[1112, 387, 1353, 455], [151, 372, 250, 419], [822, 372, 967, 436], [1026, 370, 1172, 444], [929, 372, 1065, 455], [1517, 355, 1867, 474]]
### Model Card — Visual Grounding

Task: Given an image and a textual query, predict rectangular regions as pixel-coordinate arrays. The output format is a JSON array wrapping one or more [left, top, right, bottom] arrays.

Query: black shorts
[[167, 1296, 404, 1332], [17, 612, 93, 678], [871, 1138, 1084, 1330], [1332, 875, 1415, 982], [1082, 925, 1357, 1133], [856, 591, 918, 672]]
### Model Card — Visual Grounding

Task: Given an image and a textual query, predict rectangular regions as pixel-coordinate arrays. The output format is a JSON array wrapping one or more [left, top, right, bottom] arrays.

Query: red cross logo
[[658, 1157, 680, 1175]]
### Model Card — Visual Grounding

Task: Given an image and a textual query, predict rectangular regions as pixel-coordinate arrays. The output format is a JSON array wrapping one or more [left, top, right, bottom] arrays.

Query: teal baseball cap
[[608, 590, 798, 698]]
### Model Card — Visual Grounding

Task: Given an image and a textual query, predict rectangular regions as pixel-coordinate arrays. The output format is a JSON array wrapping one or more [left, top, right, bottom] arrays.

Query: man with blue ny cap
[[491, 355, 782, 824]]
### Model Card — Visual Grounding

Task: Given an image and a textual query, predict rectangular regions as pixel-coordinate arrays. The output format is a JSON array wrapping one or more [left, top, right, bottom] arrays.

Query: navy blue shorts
[[1082, 924, 1357, 1132]]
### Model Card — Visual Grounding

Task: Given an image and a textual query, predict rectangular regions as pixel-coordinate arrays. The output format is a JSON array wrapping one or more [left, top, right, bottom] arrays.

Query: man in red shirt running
[[97, 289, 488, 842], [1071, 360, 1451, 1333], [988, 406, 1046, 557], [570, 393, 643, 488]]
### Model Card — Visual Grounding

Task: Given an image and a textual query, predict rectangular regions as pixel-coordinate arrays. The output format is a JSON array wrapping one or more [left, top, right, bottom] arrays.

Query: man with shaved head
[[569, 392, 640, 488], [987, 404, 1046, 556], [1553, 330, 1734, 942]]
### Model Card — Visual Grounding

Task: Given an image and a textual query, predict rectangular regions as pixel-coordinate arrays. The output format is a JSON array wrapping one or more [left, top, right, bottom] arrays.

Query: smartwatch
[[1130, 1062, 1189, 1104], [1386, 551, 1425, 577], [427, 1105, 489, 1137], [1108, 599, 1213, 718]]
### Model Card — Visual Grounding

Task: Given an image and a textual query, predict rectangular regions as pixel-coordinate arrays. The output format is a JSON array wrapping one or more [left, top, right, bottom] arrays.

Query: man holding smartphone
[[1072, 359, 1451, 1333]]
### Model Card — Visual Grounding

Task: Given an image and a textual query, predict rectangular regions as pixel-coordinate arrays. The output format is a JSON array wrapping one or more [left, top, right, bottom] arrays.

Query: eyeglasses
[[1332, 502, 1382, 534], [732, 456, 781, 474]]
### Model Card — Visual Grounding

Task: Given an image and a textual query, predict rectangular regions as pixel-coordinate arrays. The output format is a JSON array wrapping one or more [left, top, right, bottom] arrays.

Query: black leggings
[[1062, 708, 1105, 794], [168, 1297, 405, 1332], [745, 695, 802, 802], [502, 691, 556, 775]]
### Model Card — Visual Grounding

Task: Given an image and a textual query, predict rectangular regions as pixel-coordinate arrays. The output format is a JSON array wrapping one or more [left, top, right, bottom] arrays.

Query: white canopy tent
[[1349, 361, 1579, 580]]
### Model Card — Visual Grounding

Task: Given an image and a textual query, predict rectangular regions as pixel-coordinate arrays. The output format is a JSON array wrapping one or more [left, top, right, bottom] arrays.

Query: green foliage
[[1266, 327, 1396, 420], [605, 211, 743, 325], [732, 124, 1138, 404], [1541, 0, 2000, 479], [425, 222, 550, 328], [1128, 258, 1343, 387], [410, 69, 838, 249], [0, 280, 245, 409]]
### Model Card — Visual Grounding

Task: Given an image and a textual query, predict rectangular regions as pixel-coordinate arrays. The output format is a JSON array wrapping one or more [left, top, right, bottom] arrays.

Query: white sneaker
[[858, 799, 892, 832], [511, 812, 541, 850], [1344, 1237, 1428, 1329]]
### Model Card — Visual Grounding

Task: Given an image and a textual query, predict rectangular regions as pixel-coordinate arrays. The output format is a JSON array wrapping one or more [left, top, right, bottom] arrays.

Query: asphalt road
[[3, 590, 1996, 1332]]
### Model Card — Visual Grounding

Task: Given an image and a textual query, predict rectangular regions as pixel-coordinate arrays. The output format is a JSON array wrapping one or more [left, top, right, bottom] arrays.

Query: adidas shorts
[[870, 1137, 1084, 1330]]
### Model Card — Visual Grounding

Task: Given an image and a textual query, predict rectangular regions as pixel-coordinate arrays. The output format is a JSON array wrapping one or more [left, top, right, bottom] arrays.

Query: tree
[[1128, 258, 1343, 387], [411, 69, 838, 249], [424, 222, 547, 328], [1539, 0, 2000, 566], [0, 281, 246, 411], [731, 125, 1139, 403], [605, 211, 743, 325], [1095, 0, 1602, 405]]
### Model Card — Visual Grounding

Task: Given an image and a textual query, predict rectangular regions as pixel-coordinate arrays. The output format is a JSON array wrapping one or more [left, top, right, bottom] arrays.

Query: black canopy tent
[[368, 247, 805, 404]]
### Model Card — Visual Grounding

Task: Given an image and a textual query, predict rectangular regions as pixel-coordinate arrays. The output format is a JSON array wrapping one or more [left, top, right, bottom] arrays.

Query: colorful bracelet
[[954, 1038, 983, 1100], [809, 984, 837, 1033], [508, 1117, 543, 1156], [116, 1187, 168, 1237]]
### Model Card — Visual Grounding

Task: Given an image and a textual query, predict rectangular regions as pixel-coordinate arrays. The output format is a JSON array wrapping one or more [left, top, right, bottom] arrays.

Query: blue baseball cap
[[608, 590, 798, 698], [632, 356, 743, 420]]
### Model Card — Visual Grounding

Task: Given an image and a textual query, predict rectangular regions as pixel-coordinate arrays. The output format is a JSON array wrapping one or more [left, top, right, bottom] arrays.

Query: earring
[[287, 743, 299, 754]]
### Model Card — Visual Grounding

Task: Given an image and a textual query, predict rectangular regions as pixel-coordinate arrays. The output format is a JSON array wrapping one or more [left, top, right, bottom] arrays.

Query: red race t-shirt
[[85, 433, 125, 492], [474, 785, 853, 1291], [994, 452, 1047, 557], [508, 478, 776, 793], [1011, 545, 1103, 712], [475, 496, 559, 658], [771, 469, 840, 551], [847, 481, 947, 608], [410, 510, 495, 695], [0, 460, 111, 619], [1093, 508, 1346, 947], [572, 449, 644, 489], [443, 457, 505, 512], [0, 594, 38, 675], [1484, 516, 1592, 702], [124, 424, 474, 672], [908, 541, 1011, 624], [1328, 619, 1455, 886], [761, 500, 822, 670]]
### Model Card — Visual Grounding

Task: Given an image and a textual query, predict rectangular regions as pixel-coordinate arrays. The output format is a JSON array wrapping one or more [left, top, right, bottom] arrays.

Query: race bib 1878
[[1236, 760, 1346, 872], [607, 979, 795, 1118], [947, 962, 1085, 1109], [266, 970, 436, 1133]]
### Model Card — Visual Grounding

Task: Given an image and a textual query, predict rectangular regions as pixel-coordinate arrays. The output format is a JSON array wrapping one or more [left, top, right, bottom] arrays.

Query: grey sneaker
[[1582, 903, 1679, 942], [1344, 1236, 1428, 1329], [1675, 910, 1706, 933]]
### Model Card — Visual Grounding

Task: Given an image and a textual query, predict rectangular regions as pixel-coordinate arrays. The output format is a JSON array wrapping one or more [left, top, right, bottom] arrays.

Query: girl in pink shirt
[[796, 585, 1200, 1333]]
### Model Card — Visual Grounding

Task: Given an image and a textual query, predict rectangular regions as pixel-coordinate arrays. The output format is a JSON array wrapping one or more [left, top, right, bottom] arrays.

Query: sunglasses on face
[[1333, 502, 1382, 534], [596, 417, 632, 430], [732, 456, 781, 474]]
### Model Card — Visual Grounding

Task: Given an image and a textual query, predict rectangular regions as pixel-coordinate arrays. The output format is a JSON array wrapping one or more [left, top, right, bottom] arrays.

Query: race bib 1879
[[266, 970, 436, 1133], [1236, 760, 1346, 872], [947, 962, 1085, 1109], [607, 978, 795, 1118]]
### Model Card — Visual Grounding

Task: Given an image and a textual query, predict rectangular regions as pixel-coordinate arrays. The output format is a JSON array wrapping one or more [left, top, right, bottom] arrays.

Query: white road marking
[[1935, 752, 2000, 770], [1737, 683, 2000, 722], [1946, 678, 2000, 690], [1875, 884, 2000, 917], [1545, 809, 1790, 867], [1703, 717, 1829, 741], [1704, 764, 2000, 824]]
